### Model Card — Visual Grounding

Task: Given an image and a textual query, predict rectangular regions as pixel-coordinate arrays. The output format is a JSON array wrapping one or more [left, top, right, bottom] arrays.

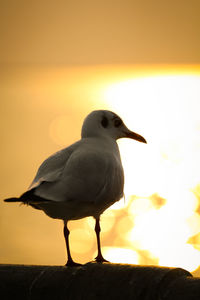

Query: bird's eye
[[101, 116, 109, 128], [114, 118, 122, 127]]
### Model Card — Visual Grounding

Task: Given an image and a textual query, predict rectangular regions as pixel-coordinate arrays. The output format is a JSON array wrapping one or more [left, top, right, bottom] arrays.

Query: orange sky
[[0, 0, 200, 65]]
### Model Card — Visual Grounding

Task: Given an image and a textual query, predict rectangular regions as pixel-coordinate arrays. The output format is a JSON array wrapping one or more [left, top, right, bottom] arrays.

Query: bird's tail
[[4, 190, 51, 205], [4, 197, 22, 202]]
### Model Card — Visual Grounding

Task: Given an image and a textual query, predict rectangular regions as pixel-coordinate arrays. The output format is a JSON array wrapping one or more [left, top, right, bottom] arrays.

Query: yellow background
[[1, 1, 200, 276]]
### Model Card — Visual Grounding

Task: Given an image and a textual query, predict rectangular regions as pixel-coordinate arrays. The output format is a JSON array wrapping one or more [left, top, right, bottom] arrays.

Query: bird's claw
[[65, 260, 82, 267], [95, 255, 109, 263]]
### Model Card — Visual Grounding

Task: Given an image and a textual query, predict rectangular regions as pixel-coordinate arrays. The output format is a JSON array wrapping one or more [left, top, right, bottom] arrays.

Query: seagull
[[4, 110, 147, 266]]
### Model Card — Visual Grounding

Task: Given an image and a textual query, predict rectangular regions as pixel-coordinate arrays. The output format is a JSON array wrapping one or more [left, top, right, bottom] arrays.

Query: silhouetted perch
[[0, 263, 200, 299]]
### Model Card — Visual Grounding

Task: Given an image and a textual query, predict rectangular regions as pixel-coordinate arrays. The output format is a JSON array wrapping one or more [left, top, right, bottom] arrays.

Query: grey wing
[[28, 141, 80, 191], [35, 148, 124, 205]]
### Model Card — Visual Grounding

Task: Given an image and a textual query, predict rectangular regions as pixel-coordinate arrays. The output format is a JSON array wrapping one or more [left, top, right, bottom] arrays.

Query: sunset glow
[[101, 71, 200, 272], [1, 65, 200, 276]]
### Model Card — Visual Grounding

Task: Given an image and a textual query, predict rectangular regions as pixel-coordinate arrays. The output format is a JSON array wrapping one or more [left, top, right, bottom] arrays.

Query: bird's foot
[[95, 254, 109, 263], [65, 260, 82, 267]]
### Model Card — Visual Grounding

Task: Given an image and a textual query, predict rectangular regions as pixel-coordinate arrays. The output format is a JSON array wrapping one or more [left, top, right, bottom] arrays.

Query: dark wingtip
[[4, 197, 20, 202]]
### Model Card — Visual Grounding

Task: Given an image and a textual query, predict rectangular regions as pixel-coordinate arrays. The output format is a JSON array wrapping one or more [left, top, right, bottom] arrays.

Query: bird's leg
[[94, 217, 109, 263], [63, 221, 82, 267]]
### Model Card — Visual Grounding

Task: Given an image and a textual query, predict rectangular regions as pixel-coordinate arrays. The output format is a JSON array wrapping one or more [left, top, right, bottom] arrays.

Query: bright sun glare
[[100, 74, 200, 271], [2, 66, 200, 274], [45, 70, 200, 272]]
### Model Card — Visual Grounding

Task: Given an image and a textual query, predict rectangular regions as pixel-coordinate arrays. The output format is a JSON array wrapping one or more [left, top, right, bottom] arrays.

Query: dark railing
[[0, 263, 200, 299]]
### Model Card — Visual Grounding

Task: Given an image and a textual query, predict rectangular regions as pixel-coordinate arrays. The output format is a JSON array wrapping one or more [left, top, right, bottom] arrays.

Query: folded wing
[[34, 141, 124, 205], [29, 141, 80, 191]]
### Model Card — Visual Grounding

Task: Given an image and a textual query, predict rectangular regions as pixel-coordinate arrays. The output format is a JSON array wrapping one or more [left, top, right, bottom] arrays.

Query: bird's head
[[81, 110, 147, 143]]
